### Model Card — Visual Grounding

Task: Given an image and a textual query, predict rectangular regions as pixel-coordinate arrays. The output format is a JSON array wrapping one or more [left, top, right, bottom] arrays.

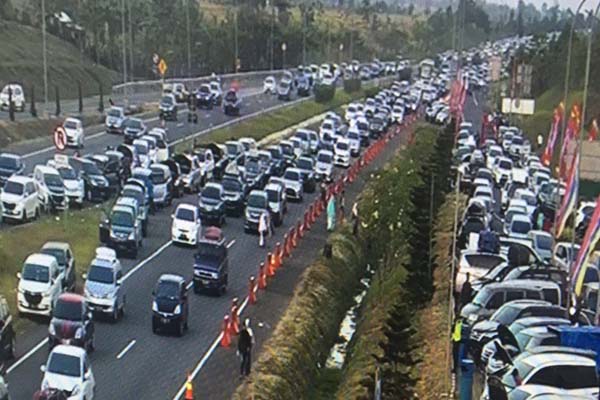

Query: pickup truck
[[193, 228, 229, 295]]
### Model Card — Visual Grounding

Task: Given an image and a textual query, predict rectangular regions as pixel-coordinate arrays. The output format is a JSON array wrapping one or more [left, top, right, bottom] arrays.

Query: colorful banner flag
[[541, 105, 563, 166], [559, 104, 581, 180], [555, 152, 579, 238], [588, 118, 598, 142], [572, 196, 600, 297]]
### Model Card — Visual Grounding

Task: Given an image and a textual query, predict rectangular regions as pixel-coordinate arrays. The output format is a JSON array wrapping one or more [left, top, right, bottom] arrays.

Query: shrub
[[343, 79, 362, 93], [314, 83, 336, 103]]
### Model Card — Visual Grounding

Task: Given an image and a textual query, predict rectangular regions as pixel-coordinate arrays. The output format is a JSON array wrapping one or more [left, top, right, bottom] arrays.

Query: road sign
[[53, 126, 67, 151], [158, 59, 168, 77], [502, 98, 535, 115]]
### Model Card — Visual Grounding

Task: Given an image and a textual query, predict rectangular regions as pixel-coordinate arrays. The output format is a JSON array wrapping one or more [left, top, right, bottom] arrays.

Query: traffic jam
[[0, 59, 446, 399], [451, 37, 600, 400]]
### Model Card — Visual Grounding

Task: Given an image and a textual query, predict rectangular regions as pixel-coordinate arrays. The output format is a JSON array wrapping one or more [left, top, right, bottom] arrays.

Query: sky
[[491, 0, 582, 10]]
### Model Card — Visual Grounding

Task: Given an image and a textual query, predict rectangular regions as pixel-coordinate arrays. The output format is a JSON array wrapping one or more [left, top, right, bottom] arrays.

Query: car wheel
[[112, 304, 119, 322], [152, 321, 158, 334], [177, 321, 185, 337], [8, 336, 16, 359], [87, 335, 95, 353], [142, 223, 147, 237]]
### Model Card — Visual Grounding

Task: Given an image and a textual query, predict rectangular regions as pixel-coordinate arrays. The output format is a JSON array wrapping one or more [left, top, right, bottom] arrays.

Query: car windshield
[[322, 122, 333, 130], [512, 136, 524, 145], [3, 180, 23, 195], [81, 162, 101, 176], [47, 353, 81, 377], [40, 248, 66, 266], [267, 189, 279, 202], [471, 287, 491, 308], [280, 82, 290, 89], [111, 210, 134, 227], [248, 194, 266, 209], [269, 148, 282, 159], [175, 207, 195, 222], [499, 160, 512, 170], [225, 91, 237, 102], [317, 153, 332, 163], [22, 263, 49, 283], [151, 169, 167, 184], [222, 179, 241, 192], [297, 159, 312, 170], [246, 161, 260, 174], [161, 96, 173, 105], [57, 167, 77, 180], [491, 305, 520, 325], [512, 220, 531, 234], [199, 85, 210, 94], [88, 265, 115, 284], [108, 109, 122, 118], [348, 131, 359, 140], [336, 142, 349, 151], [156, 281, 179, 300], [53, 300, 83, 321], [0, 155, 18, 170], [284, 170, 300, 181], [134, 143, 148, 155], [44, 173, 63, 187], [126, 119, 142, 129], [226, 144, 239, 156], [490, 148, 502, 157], [210, 83, 219, 91], [535, 234, 553, 250], [281, 145, 293, 156], [521, 194, 536, 205], [515, 331, 535, 351], [64, 120, 78, 130], [202, 186, 221, 200]]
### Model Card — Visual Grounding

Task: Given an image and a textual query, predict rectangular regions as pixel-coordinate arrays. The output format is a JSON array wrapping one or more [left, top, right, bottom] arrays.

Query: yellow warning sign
[[158, 59, 168, 77]]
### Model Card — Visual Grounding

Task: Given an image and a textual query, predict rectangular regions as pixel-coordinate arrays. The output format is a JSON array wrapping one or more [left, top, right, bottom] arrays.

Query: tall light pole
[[186, 0, 192, 76], [302, 9, 307, 65], [234, 0, 239, 72], [42, 0, 48, 114], [270, 4, 274, 71], [121, 0, 128, 101], [282, 42, 287, 69]]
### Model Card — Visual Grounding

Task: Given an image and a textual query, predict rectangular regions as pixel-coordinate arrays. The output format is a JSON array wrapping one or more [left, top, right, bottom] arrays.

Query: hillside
[[0, 20, 118, 100]]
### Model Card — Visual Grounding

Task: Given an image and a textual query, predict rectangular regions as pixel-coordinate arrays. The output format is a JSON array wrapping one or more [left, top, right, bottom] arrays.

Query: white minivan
[[34, 165, 68, 212], [334, 138, 351, 168], [17, 253, 64, 316], [0, 175, 41, 222]]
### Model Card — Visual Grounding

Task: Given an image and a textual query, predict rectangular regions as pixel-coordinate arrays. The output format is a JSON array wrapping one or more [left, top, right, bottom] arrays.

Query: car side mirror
[[82, 273, 88, 280], [40, 365, 46, 373], [87, 312, 93, 320], [16, 272, 22, 279], [84, 370, 91, 380]]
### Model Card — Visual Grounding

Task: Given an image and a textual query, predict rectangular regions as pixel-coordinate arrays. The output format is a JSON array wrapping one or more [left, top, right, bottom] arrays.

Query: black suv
[[295, 156, 316, 193], [198, 183, 226, 226], [0, 296, 15, 363], [152, 274, 189, 336], [222, 176, 246, 217], [48, 293, 95, 352], [223, 90, 241, 116], [193, 233, 229, 295], [195, 84, 214, 109], [69, 157, 111, 202]]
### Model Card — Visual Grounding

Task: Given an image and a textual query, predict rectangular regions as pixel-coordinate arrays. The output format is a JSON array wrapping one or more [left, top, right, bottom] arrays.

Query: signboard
[[490, 56, 502, 82], [54, 154, 69, 167], [158, 58, 168, 77], [516, 64, 533, 97], [502, 98, 535, 115], [53, 126, 66, 151]]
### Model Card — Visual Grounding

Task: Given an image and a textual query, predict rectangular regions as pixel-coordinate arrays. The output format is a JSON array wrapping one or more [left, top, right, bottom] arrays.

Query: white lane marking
[[473, 94, 478, 106], [116, 339, 137, 360], [186, 281, 194, 290], [226, 239, 236, 249], [9, 239, 174, 374], [6, 338, 49, 374]]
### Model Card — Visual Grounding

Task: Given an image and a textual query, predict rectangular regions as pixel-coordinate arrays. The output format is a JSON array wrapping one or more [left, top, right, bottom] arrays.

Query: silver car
[[83, 247, 126, 321]]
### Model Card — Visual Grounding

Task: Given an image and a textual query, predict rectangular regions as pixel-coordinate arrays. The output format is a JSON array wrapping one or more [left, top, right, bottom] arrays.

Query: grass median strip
[[0, 207, 104, 331]]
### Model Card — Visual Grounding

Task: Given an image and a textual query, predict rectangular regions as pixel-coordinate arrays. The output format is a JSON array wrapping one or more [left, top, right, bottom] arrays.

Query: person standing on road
[[327, 195, 336, 232], [238, 318, 255, 377], [460, 273, 473, 310], [451, 317, 463, 373], [320, 182, 328, 207], [339, 190, 346, 224], [258, 211, 269, 248]]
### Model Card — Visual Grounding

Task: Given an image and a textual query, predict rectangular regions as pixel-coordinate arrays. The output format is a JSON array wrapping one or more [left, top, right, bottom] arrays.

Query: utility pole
[[128, 0, 134, 79], [186, 0, 192, 76], [327, 26, 331, 61], [42, 0, 48, 114], [302, 10, 307, 65], [121, 0, 128, 101], [270, 4, 275, 71], [234, 0, 239, 73], [349, 29, 354, 61]]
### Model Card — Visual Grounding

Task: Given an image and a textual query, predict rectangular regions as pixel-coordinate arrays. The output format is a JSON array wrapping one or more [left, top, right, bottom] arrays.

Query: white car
[[0, 175, 41, 222], [486, 145, 503, 170], [0, 83, 25, 111], [63, 117, 84, 148], [334, 138, 351, 168], [33, 165, 68, 212], [507, 213, 532, 240], [391, 105, 404, 124], [319, 119, 337, 142], [17, 253, 64, 316], [132, 139, 152, 168], [345, 103, 359, 122], [493, 157, 513, 185], [171, 204, 202, 246], [514, 188, 537, 218], [315, 150, 334, 182], [263, 76, 276, 94], [346, 129, 361, 157], [282, 168, 304, 202], [41, 345, 95, 400], [239, 137, 258, 155]]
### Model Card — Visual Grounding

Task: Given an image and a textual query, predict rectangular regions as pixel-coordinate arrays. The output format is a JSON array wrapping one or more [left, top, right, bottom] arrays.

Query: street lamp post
[[338, 43, 344, 64], [121, 0, 128, 102], [234, 0, 239, 73], [186, 0, 192, 77], [42, 0, 48, 114], [281, 42, 287, 69]]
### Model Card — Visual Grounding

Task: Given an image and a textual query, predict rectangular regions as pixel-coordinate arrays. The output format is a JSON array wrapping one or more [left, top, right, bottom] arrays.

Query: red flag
[[559, 104, 581, 180], [588, 118, 598, 142], [541, 105, 563, 166]]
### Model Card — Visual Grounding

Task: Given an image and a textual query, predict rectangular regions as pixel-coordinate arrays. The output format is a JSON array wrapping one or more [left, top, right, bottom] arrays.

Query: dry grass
[[414, 192, 467, 399]]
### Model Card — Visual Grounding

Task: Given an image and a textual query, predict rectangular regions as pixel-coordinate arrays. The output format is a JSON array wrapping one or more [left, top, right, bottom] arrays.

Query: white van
[[33, 165, 68, 211], [17, 253, 64, 316], [334, 138, 351, 168], [0, 175, 41, 222], [0, 84, 25, 111]]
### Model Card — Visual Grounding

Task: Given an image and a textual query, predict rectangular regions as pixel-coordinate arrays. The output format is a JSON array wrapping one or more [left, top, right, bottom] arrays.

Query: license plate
[[202, 280, 210, 285], [162, 318, 169, 324]]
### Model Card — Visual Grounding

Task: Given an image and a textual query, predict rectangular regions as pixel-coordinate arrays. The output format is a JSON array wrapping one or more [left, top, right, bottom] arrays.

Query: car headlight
[[41, 379, 49, 390], [84, 287, 91, 297], [173, 304, 182, 314], [48, 324, 56, 336], [128, 231, 136, 240], [468, 314, 478, 323], [75, 327, 84, 339], [14, 202, 23, 211], [152, 301, 159, 312], [245, 210, 252, 219]]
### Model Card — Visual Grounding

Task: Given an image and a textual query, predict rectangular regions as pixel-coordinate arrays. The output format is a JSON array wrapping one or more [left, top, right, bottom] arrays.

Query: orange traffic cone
[[291, 226, 298, 248], [266, 252, 275, 277], [296, 219, 304, 239], [220, 315, 231, 347], [273, 243, 282, 270], [282, 234, 290, 259], [258, 262, 267, 289], [249, 276, 257, 305], [230, 298, 240, 335], [185, 372, 194, 400]]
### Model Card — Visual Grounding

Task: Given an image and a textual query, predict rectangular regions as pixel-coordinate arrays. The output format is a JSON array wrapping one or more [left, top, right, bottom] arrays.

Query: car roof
[[112, 205, 135, 214], [501, 299, 552, 309], [64, 117, 81, 124], [7, 175, 33, 185], [265, 183, 282, 192], [50, 344, 86, 358], [520, 352, 596, 369], [159, 273, 185, 284], [25, 253, 58, 266], [285, 167, 301, 174], [204, 182, 222, 190], [484, 279, 559, 290], [57, 292, 84, 304], [41, 242, 70, 251]]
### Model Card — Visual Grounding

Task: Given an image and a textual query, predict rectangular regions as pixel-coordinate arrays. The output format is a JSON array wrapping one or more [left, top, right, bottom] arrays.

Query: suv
[[123, 118, 147, 144], [1, 175, 41, 223], [223, 90, 241, 116], [83, 247, 125, 321], [0, 296, 15, 363], [195, 84, 215, 109], [265, 182, 286, 226], [48, 293, 95, 352], [198, 183, 226, 227], [159, 94, 178, 121], [193, 228, 229, 295], [40, 242, 76, 292], [222, 175, 246, 217], [34, 165, 68, 212], [100, 201, 143, 258], [295, 156, 316, 193], [282, 168, 304, 202], [105, 106, 126, 135], [0, 152, 25, 187], [152, 274, 189, 336], [17, 254, 64, 317], [244, 190, 269, 233]]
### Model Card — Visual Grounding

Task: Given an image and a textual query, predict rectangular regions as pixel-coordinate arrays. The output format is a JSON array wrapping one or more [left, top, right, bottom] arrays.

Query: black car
[[222, 176, 246, 217], [85, 154, 122, 194], [193, 233, 229, 295], [0, 153, 24, 188], [152, 274, 189, 336], [198, 183, 226, 226], [266, 145, 286, 176], [48, 293, 95, 352], [296, 76, 311, 97], [0, 297, 15, 363], [159, 94, 178, 121], [295, 156, 316, 193], [223, 90, 241, 116], [195, 84, 214, 109], [123, 118, 147, 144], [244, 158, 265, 190], [69, 157, 111, 202]]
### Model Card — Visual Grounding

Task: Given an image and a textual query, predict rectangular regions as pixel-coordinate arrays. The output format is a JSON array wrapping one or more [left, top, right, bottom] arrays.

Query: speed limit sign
[[54, 126, 67, 151]]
